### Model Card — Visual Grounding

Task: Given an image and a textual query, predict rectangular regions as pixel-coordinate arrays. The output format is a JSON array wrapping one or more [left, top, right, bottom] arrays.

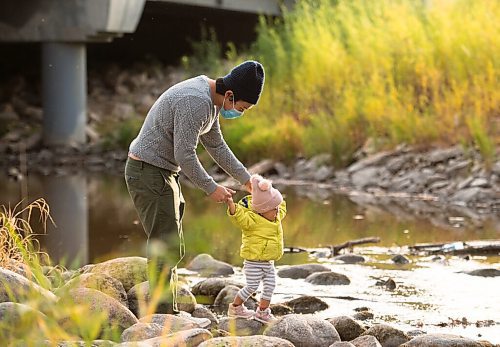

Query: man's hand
[[209, 184, 236, 203]]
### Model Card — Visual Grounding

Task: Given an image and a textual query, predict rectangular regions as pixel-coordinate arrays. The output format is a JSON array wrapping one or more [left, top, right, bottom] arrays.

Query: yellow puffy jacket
[[227, 195, 286, 261]]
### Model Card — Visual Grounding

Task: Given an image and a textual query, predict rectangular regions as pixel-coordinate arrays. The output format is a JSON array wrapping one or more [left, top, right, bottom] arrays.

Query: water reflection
[[0, 172, 498, 267]]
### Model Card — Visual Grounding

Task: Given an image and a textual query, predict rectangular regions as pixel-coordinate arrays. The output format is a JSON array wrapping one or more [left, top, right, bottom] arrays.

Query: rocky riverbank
[[2, 254, 498, 346]]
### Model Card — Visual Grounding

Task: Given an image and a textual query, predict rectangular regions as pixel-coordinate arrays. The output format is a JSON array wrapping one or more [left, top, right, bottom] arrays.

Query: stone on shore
[[462, 269, 500, 277], [0, 267, 57, 304], [186, 254, 234, 276], [305, 271, 351, 285], [333, 254, 366, 264], [191, 304, 219, 328], [67, 288, 138, 335], [264, 314, 340, 346], [391, 255, 410, 265], [327, 316, 366, 341], [353, 311, 374, 321], [199, 335, 295, 347], [350, 335, 382, 347], [0, 302, 48, 338], [277, 264, 331, 279], [330, 343, 356, 347], [128, 281, 197, 317], [138, 313, 199, 333], [142, 328, 212, 347], [219, 317, 266, 336], [214, 285, 258, 311], [191, 278, 243, 304], [121, 322, 162, 342], [400, 333, 483, 347], [361, 324, 410, 347], [59, 273, 128, 308], [88, 257, 148, 292], [284, 295, 329, 314]]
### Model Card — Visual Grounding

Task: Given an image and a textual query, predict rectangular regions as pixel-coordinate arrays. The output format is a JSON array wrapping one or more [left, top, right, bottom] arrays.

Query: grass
[[185, 0, 499, 166]]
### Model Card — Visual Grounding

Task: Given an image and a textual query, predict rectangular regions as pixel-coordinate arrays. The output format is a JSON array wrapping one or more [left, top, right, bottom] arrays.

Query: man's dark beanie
[[222, 60, 265, 105]]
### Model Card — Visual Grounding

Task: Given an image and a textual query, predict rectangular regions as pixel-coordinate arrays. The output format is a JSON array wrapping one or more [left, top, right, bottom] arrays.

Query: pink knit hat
[[251, 174, 283, 213]]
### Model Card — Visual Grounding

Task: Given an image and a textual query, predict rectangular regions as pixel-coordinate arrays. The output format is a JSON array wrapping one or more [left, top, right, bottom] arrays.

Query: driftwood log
[[284, 237, 381, 256], [409, 240, 500, 256]]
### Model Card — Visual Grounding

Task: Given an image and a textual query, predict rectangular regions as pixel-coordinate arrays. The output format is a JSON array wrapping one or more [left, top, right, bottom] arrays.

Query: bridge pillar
[[42, 42, 87, 146]]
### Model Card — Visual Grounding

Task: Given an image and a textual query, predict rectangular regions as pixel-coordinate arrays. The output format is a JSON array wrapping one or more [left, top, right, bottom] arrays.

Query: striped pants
[[237, 260, 276, 302]]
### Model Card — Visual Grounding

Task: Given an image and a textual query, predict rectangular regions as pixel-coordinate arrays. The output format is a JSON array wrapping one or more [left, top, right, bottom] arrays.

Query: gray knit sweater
[[129, 75, 251, 195]]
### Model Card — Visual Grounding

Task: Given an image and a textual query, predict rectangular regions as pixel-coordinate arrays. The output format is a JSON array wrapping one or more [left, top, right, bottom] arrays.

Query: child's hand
[[226, 196, 236, 215]]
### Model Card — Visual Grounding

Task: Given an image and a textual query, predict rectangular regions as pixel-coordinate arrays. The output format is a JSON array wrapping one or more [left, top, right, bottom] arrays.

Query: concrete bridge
[[0, 0, 292, 147]]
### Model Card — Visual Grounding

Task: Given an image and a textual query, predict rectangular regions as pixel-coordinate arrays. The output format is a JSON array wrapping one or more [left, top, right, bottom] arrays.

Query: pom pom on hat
[[250, 174, 283, 213]]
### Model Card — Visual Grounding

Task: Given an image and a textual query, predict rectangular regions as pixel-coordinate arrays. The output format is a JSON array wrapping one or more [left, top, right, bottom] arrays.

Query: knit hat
[[251, 174, 283, 214], [222, 60, 265, 104]]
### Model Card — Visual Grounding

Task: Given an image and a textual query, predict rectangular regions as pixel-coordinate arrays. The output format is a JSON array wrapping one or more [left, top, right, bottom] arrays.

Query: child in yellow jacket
[[226, 174, 286, 323]]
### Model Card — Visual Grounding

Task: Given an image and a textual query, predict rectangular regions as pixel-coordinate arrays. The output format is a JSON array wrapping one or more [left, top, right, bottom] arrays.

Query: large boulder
[[400, 333, 483, 347], [284, 296, 328, 314], [199, 335, 295, 347], [128, 281, 196, 317], [121, 322, 162, 342], [89, 257, 147, 292], [277, 264, 331, 279], [58, 273, 128, 308], [327, 316, 366, 341], [67, 288, 138, 335], [264, 314, 340, 346], [219, 317, 265, 336], [139, 314, 199, 333], [191, 304, 219, 328], [330, 343, 355, 347], [186, 254, 234, 276], [305, 272, 351, 285], [142, 328, 212, 347], [361, 324, 410, 347], [333, 255, 366, 264], [214, 285, 258, 312], [191, 278, 243, 304], [0, 302, 48, 339], [350, 335, 382, 347], [0, 267, 57, 304]]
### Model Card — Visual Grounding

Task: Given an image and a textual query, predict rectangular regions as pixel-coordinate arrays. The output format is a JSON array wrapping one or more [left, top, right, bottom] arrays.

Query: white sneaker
[[227, 303, 255, 319]]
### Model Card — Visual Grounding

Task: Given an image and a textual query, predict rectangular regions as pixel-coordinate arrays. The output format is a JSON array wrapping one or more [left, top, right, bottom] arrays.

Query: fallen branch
[[330, 237, 381, 256], [409, 240, 500, 256]]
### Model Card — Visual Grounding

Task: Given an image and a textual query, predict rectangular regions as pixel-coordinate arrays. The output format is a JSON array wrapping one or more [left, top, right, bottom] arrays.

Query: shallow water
[[1, 172, 499, 342]]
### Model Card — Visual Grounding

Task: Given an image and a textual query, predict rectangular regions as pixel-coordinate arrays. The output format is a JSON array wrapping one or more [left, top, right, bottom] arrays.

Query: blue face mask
[[220, 96, 243, 119]]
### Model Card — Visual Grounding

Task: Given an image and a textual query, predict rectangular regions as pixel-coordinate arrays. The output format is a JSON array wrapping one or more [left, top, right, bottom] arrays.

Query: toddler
[[226, 174, 286, 323]]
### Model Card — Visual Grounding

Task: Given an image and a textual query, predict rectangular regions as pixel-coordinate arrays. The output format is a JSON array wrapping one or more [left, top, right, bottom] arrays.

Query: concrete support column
[[42, 42, 86, 146], [44, 174, 88, 268]]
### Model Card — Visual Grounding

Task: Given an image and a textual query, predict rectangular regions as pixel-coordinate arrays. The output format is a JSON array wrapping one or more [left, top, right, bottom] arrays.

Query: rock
[[277, 264, 331, 279], [350, 335, 382, 347], [191, 278, 243, 304], [314, 165, 334, 181], [0, 302, 47, 338], [46, 341, 117, 347], [391, 255, 410, 264], [384, 278, 397, 291], [121, 322, 162, 342], [128, 281, 197, 317], [89, 257, 147, 292], [0, 267, 57, 304], [214, 285, 258, 312], [351, 167, 387, 189], [445, 160, 471, 177], [264, 314, 340, 346], [305, 271, 351, 285], [284, 295, 328, 314], [406, 330, 427, 338], [327, 316, 366, 341], [115, 341, 149, 347], [361, 324, 410, 347], [330, 343, 356, 347], [347, 151, 397, 174], [449, 188, 481, 205], [248, 159, 276, 176], [219, 317, 265, 336], [199, 335, 295, 347], [353, 311, 374, 321], [462, 269, 500, 277], [186, 254, 234, 276], [333, 254, 366, 264], [177, 310, 212, 329], [400, 333, 483, 347], [139, 314, 198, 333], [470, 178, 489, 188], [67, 288, 138, 335], [191, 304, 219, 328], [270, 303, 293, 316], [426, 146, 463, 164], [142, 328, 212, 347], [58, 273, 128, 308]]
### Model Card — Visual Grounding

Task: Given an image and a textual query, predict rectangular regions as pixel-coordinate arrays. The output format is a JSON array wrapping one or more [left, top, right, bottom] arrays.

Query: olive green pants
[[124, 157, 185, 309]]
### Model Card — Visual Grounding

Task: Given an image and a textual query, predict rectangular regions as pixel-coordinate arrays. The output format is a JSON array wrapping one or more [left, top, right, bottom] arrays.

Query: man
[[124, 60, 265, 312]]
